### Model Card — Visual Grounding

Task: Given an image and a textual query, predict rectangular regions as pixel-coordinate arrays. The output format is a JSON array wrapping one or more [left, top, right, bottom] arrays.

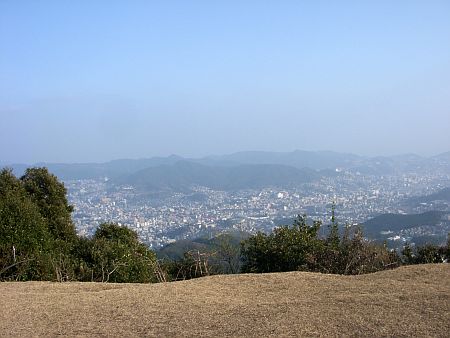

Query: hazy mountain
[[433, 151, 450, 161], [361, 210, 447, 237], [3, 149, 449, 181], [348, 153, 437, 175], [432, 152, 450, 169], [406, 187, 450, 205], [197, 150, 449, 175], [113, 161, 321, 192], [3, 163, 29, 177], [157, 232, 248, 260], [196, 150, 362, 170], [6, 155, 184, 180]]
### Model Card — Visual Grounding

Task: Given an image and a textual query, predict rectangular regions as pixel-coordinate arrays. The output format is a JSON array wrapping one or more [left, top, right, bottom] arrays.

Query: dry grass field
[[1, 264, 449, 337]]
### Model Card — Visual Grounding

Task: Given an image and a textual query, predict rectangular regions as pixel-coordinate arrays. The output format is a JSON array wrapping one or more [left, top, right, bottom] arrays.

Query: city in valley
[[65, 157, 450, 249]]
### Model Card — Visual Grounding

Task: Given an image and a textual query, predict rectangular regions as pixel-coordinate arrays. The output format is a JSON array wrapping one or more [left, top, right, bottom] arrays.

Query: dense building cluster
[[67, 169, 450, 248]]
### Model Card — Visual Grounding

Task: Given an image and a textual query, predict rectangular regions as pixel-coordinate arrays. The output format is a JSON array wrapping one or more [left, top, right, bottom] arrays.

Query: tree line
[[0, 168, 155, 282], [0, 167, 448, 282]]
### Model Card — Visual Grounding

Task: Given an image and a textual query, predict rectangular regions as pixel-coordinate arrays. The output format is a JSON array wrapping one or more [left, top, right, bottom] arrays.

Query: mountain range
[[406, 187, 450, 205], [113, 161, 322, 192], [361, 210, 447, 237], [3, 150, 449, 192]]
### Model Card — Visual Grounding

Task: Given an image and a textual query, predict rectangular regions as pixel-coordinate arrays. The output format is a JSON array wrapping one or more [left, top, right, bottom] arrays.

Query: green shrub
[[241, 216, 400, 275]]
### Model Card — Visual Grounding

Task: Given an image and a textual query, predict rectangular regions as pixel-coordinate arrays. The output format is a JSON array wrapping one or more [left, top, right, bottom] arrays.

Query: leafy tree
[[89, 223, 156, 283], [21, 167, 77, 243], [241, 213, 400, 275], [1, 168, 159, 283], [339, 227, 399, 274], [327, 202, 340, 249], [20, 168, 81, 280], [241, 215, 323, 273], [0, 169, 53, 280], [446, 233, 450, 261], [400, 236, 449, 265], [213, 233, 241, 274], [401, 242, 415, 265], [160, 250, 216, 281], [415, 244, 445, 264]]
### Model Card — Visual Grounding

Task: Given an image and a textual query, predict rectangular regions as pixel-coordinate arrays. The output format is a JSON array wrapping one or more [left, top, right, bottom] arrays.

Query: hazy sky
[[1, 1, 449, 163]]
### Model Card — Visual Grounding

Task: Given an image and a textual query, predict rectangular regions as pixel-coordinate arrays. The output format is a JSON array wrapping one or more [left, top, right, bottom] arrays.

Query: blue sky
[[1, 1, 449, 163]]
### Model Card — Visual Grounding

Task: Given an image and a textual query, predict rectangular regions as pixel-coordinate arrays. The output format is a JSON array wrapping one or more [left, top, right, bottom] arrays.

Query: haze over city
[[1, 1, 449, 164], [1, 4, 450, 335]]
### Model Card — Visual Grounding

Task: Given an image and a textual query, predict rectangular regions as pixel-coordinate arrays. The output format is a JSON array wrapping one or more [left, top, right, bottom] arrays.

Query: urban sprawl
[[67, 169, 450, 248]]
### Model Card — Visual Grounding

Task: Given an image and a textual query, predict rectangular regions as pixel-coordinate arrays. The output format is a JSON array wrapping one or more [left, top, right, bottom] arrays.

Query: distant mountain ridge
[[406, 187, 450, 205], [362, 210, 448, 237], [113, 161, 321, 192], [6, 155, 184, 180], [195, 150, 362, 170], [4, 149, 449, 181]]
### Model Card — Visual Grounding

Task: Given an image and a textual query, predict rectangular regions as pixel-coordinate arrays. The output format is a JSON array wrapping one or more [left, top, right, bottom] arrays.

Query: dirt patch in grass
[[1, 264, 449, 337]]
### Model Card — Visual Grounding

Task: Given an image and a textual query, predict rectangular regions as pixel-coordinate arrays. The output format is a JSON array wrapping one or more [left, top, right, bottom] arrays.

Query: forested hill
[[362, 210, 447, 237], [113, 161, 321, 192], [6, 149, 450, 180], [407, 187, 450, 204]]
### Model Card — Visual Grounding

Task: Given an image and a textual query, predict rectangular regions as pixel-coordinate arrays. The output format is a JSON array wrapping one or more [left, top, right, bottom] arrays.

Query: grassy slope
[[1, 264, 449, 337]]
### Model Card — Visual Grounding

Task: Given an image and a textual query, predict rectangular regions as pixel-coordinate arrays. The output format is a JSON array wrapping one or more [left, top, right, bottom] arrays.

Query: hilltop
[[407, 187, 450, 205], [1, 264, 449, 337], [7, 149, 450, 181], [114, 161, 320, 192], [362, 210, 447, 236]]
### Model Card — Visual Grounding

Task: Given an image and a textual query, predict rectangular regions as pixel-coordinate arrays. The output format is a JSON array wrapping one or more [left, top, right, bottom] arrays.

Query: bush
[[241, 216, 400, 275], [241, 215, 324, 273], [85, 223, 156, 283], [0, 169, 54, 280], [401, 240, 448, 265], [0, 168, 157, 283]]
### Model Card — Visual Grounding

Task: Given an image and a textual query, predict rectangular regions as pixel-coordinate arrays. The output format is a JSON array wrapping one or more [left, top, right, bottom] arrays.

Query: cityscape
[[67, 166, 450, 248], [2, 1, 450, 335]]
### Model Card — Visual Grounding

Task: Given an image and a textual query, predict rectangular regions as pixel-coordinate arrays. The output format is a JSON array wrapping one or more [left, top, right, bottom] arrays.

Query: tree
[[0, 169, 53, 280], [214, 233, 241, 274], [21, 167, 77, 243], [89, 223, 156, 283], [1, 167, 160, 283], [241, 212, 400, 275], [241, 215, 323, 273], [327, 202, 340, 249], [401, 242, 415, 265], [20, 167, 81, 280], [415, 244, 444, 264]]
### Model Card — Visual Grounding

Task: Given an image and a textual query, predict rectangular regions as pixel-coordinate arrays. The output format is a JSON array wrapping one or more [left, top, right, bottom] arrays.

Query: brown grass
[[1, 264, 449, 337]]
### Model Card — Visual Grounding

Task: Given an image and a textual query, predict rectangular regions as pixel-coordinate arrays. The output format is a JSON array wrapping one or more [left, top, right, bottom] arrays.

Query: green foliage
[[155, 233, 243, 281], [0, 169, 54, 280], [401, 242, 415, 265], [400, 238, 448, 265], [88, 223, 156, 283], [362, 211, 445, 238], [324, 226, 399, 275], [156, 231, 245, 280], [241, 215, 400, 275], [1, 166, 448, 282], [212, 233, 242, 274], [158, 251, 212, 281], [21, 167, 77, 243], [327, 202, 340, 249], [0, 167, 156, 283], [447, 233, 450, 259], [241, 215, 323, 273], [415, 245, 443, 264]]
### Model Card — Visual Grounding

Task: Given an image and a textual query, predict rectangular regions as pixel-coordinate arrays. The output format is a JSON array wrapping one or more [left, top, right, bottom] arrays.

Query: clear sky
[[1, 1, 449, 163]]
